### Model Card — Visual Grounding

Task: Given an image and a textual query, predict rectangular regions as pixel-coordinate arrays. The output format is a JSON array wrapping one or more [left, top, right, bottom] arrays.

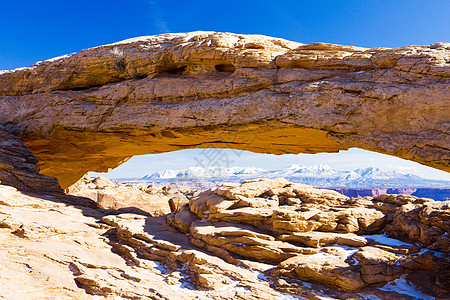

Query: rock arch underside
[[0, 32, 449, 299], [0, 32, 449, 189]]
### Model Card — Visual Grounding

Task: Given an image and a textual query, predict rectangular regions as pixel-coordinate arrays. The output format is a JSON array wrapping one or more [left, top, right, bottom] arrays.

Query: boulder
[[353, 246, 404, 284]]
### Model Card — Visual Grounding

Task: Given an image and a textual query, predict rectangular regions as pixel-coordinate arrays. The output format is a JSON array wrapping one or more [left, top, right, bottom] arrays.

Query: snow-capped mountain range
[[118, 164, 450, 188]]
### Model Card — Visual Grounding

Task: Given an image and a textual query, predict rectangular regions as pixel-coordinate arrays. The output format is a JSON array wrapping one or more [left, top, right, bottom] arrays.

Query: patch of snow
[[379, 275, 435, 300], [124, 163, 450, 189], [168, 269, 241, 296], [310, 251, 330, 259], [249, 269, 267, 280], [310, 245, 359, 260], [68, 265, 77, 275], [417, 248, 443, 257], [152, 261, 168, 274], [328, 244, 359, 257], [251, 262, 276, 272], [44, 53, 73, 63], [278, 292, 309, 300], [358, 294, 382, 300], [168, 272, 204, 294], [302, 282, 312, 288], [239, 261, 276, 281], [362, 234, 413, 247]]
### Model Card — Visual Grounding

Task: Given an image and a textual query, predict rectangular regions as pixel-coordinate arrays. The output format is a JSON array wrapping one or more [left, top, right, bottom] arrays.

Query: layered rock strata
[[1, 156, 449, 299], [0, 127, 62, 193], [165, 178, 449, 296], [0, 32, 448, 188], [69, 175, 190, 216]]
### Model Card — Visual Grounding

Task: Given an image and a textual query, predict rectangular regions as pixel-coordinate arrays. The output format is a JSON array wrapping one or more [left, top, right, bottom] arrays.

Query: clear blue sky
[[1, 0, 449, 180], [1, 0, 449, 70]]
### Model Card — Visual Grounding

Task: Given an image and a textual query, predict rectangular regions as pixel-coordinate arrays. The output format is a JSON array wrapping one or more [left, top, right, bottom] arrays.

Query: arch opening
[[214, 63, 236, 73], [89, 148, 450, 186], [64, 146, 450, 217], [23, 121, 450, 192]]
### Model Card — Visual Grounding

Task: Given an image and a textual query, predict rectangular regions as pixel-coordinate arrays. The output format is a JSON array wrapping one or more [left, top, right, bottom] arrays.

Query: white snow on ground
[[417, 248, 443, 257], [242, 263, 329, 299], [250, 261, 277, 272], [358, 294, 383, 300], [147, 261, 168, 274], [310, 251, 330, 259], [310, 244, 359, 259], [362, 234, 413, 247], [279, 294, 309, 300], [250, 269, 267, 280], [329, 244, 359, 256], [43, 53, 73, 63], [240, 260, 276, 280], [379, 275, 435, 300]]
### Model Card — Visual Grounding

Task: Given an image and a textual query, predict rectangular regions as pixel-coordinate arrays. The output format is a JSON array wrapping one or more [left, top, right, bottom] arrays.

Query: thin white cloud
[[385, 164, 419, 173], [90, 148, 450, 181], [147, 0, 170, 33]]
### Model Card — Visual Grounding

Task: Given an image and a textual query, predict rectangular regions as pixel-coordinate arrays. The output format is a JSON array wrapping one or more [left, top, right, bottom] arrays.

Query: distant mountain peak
[[133, 164, 450, 189]]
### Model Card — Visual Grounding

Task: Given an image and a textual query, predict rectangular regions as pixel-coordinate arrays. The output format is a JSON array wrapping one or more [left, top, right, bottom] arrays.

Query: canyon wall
[[333, 188, 450, 201]]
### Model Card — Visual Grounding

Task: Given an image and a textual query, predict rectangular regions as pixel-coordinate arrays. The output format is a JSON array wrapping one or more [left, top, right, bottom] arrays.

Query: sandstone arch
[[0, 32, 448, 189]]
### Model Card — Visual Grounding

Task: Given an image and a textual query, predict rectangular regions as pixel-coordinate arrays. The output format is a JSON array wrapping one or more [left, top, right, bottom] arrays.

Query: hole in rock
[[215, 64, 236, 73], [86, 148, 450, 201], [244, 43, 265, 50], [164, 65, 188, 75]]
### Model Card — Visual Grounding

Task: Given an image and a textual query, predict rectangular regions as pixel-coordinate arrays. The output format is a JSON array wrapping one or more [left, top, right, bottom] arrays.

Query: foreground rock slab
[[171, 178, 449, 297], [69, 175, 190, 216], [0, 185, 300, 299], [0, 32, 448, 188], [0, 177, 449, 299]]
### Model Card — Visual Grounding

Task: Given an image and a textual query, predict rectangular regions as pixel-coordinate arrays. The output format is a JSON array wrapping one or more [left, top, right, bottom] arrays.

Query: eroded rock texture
[[0, 32, 449, 188], [2, 175, 448, 299], [0, 127, 62, 193], [70, 175, 189, 216]]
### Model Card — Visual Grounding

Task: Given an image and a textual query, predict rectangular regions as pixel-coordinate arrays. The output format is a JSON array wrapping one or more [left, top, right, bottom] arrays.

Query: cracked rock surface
[[69, 175, 189, 216], [1, 177, 449, 299], [0, 32, 448, 188]]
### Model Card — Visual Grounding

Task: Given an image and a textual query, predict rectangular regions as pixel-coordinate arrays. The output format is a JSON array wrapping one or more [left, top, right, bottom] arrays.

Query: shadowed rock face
[[0, 32, 449, 188]]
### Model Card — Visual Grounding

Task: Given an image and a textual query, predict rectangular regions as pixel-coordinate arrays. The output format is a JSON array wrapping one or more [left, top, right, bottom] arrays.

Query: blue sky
[[91, 149, 450, 181], [1, 0, 449, 70], [1, 0, 449, 180]]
